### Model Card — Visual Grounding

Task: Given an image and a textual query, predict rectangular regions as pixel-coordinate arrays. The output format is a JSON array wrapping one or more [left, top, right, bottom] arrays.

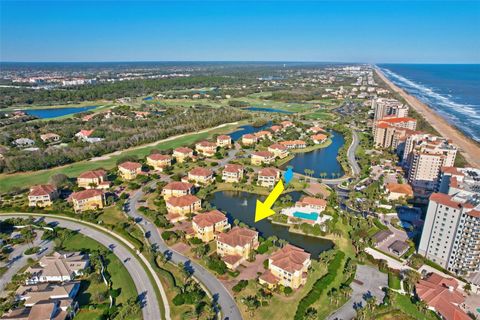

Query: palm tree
[[304, 307, 318, 320], [241, 295, 260, 317], [403, 270, 421, 294]]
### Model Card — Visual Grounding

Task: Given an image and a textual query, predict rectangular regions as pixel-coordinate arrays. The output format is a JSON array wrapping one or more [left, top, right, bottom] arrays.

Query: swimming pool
[[293, 211, 319, 221]]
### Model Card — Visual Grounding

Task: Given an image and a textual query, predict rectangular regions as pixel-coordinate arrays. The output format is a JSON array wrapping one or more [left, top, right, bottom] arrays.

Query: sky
[[1, 1, 479, 63]]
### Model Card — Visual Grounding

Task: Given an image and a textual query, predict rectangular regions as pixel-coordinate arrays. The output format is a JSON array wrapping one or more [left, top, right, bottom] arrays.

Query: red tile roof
[[193, 210, 227, 228], [78, 129, 94, 137], [268, 143, 287, 150], [379, 117, 416, 124], [298, 197, 327, 207], [29, 184, 57, 197], [163, 181, 193, 191], [223, 254, 243, 265], [311, 134, 328, 141], [189, 167, 213, 177], [259, 270, 279, 284], [217, 227, 257, 247], [166, 195, 200, 207], [309, 126, 325, 133], [280, 140, 306, 146], [217, 135, 231, 141], [255, 130, 271, 137], [416, 273, 469, 320], [242, 134, 256, 139], [270, 125, 282, 132], [119, 161, 142, 171], [223, 164, 243, 173], [441, 166, 464, 176], [269, 245, 310, 273], [147, 154, 171, 161], [376, 122, 391, 129], [196, 140, 217, 147], [78, 169, 107, 180], [174, 147, 193, 154], [71, 189, 103, 201], [252, 151, 274, 158], [258, 168, 279, 177], [386, 183, 413, 196], [467, 210, 480, 218], [430, 193, 463, 209], [281, 121, 294, 127]]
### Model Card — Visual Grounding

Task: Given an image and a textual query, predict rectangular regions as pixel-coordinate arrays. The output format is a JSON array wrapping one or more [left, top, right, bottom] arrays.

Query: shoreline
[[375, 67, 480, 168]]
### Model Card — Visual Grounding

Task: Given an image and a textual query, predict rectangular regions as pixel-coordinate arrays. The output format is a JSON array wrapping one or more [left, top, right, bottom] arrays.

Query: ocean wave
[[380, 67, 480, 142]]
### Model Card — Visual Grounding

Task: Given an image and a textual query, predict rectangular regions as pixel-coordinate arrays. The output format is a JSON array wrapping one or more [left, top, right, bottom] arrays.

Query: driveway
[[0, 215, 162, 320], [0, 230, 53, 295], [125, 185, 243, 320], [328, 265, 387, 320]]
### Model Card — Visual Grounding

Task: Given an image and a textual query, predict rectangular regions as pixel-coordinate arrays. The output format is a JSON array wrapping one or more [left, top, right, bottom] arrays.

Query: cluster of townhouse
[[371, 97, 458, 200], [1, 252, 90, 320]]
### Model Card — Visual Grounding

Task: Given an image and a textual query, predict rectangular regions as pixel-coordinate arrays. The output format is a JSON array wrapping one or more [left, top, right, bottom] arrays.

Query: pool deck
[[281, 206, 332, 225]]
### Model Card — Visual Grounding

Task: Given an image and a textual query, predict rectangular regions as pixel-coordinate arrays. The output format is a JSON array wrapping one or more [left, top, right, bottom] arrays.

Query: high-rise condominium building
[[372, 98, 409, 120], [418, 167, 480, 276], [403, 134, 457, 193]]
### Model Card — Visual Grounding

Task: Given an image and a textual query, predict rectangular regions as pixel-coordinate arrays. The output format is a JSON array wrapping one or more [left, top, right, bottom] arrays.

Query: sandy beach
[[375, 68, 480, 168]]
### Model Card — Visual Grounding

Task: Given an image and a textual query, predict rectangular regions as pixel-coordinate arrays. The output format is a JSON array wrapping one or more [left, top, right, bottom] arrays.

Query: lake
[[21, 106, 97, 119], [229, 122, 272, 141], [244, 107, 293, 114], [209, 190, 334, 258], [285, 130, 345, 178]]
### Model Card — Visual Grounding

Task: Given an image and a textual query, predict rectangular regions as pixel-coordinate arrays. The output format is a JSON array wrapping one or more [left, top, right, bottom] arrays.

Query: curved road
[[125, 186, 243, 320], [0, 214, 162, 320], [294, 130, 360, 185]]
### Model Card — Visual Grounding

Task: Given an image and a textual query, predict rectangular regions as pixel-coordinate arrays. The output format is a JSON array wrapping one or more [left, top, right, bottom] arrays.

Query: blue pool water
[[143, 96, 153, 101], [22, 106, 97, 119], [293, 211, 318, 221]]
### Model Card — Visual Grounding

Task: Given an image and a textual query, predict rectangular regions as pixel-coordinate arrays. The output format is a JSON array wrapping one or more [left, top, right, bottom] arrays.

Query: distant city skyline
[[1, 1, 479, 63]]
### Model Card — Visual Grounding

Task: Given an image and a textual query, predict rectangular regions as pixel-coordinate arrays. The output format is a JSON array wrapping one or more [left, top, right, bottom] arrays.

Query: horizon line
[[1, 60, 479, 65]]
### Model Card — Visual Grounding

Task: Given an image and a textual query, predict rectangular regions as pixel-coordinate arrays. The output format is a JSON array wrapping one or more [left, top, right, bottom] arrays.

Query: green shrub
[[232, 280, 249, 293], [294, 251, 345, 320]]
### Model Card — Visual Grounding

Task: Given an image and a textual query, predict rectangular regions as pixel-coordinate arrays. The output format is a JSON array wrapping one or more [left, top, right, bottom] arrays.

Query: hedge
[[294, 251, 345, 320]]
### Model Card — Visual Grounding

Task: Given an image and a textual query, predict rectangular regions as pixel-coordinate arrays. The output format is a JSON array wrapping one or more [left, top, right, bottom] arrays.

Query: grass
[[74, 309, 105, 320], [62, 233, 138, 306], [0, 121, 242, 192], [303, 109, 335, 120], [388, 272, 401, 290], [392, 293, 439, 320], [236, 260, 328, 320]]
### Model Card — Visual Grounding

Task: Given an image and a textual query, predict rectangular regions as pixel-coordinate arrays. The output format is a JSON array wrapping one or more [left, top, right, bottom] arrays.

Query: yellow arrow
[[255, 179, 285, 222]]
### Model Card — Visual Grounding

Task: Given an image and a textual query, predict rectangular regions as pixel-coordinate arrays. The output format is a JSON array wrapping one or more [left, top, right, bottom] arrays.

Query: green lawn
[[62, 233, 138, 306], [0, 122, 242, 192], [388, 272, 401, 290], [303, 109, 334, 120], [236, 260, 328, 320]]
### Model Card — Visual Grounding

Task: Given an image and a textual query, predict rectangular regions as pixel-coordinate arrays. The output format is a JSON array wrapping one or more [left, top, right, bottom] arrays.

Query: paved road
[[0, 215, 162, 320], [0, 230, 53, 295], [125, 185, 243, 320]]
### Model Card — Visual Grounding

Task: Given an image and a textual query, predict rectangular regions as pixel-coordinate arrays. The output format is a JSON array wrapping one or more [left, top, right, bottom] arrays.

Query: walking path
[[0, 213, 169, 320]]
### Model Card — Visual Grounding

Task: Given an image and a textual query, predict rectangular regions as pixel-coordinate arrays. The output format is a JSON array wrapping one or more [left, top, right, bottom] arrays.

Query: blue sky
[[1, 1, 479, 63]]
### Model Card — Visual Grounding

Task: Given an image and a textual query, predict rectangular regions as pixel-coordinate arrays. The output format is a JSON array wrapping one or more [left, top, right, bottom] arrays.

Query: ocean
[[378, 64, 480, 142]]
